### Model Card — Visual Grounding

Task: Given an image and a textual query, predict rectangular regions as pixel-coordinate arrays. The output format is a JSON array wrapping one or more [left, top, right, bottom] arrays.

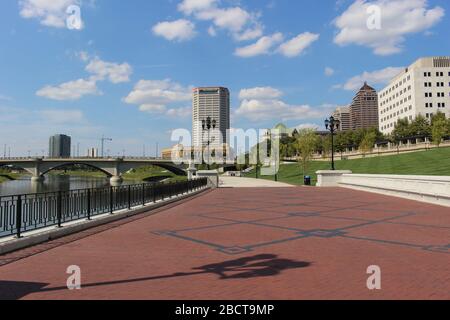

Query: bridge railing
[[0, 178, 208, 239]]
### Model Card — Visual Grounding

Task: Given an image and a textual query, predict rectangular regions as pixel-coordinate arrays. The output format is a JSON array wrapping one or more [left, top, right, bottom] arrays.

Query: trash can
[[304, 176, 311, 186]]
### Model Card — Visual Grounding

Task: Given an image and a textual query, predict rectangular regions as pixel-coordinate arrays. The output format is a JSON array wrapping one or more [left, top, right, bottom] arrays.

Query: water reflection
[[0, 175, 141, 196]]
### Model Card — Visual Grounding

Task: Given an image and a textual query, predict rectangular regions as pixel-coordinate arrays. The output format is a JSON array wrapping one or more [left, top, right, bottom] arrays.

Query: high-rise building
[[192, 87, 230, 147], [333, 106, 351, 131], [349, 82, 379, 130], [87, 148, 99, 158], [49, 134, 71, 158], [379, 56, 450, 135]]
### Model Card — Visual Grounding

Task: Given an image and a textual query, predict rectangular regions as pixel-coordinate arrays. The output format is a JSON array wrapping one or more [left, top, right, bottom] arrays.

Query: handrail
[[0, 178, 208, 239]]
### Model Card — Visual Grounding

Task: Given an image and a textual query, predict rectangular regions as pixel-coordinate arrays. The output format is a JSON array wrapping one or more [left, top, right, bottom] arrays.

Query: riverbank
[[48, 165, 187, 183], [0, 171, 22, 183]]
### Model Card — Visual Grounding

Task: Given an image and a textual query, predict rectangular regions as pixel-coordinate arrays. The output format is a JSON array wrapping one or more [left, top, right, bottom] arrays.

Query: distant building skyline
[[49, 134, 71, 158], [333, 106, 351, 132]]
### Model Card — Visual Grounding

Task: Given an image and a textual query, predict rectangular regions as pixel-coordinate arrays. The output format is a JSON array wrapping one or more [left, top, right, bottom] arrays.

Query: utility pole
[[143, 144, 146, 158], [3, 144, 6, 159], [156, 142, 159, 158], [101, 135, 113, 158]]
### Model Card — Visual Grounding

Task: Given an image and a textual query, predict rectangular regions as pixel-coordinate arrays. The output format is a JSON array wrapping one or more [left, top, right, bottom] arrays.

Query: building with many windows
[[333, 106, 351, 131], [349, 82, 379, 130], [378, 56, 450, 135], [49, 134, 71, 158], [192, 87, 230, 148]]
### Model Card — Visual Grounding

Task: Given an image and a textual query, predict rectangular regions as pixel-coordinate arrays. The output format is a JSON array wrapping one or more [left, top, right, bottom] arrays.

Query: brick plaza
[[0, 187, 449, 300]]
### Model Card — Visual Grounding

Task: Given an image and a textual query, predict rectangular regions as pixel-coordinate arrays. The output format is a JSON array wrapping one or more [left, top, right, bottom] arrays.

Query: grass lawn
[[245, 147, 450, 186]]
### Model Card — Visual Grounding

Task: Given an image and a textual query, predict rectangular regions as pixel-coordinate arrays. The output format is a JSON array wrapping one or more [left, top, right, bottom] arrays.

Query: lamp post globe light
[[202, 117, 216, 170], [325, 116, 340, 171]]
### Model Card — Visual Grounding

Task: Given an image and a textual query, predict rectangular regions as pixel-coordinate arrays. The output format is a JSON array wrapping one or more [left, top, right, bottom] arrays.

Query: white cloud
[[235, 33, 283, 57], [124, 79, 192, 118], [340, 66, 404, 91], [38, 109, 85, 124], [235, 86, 334, 122], [86, 57, 132, 83], [278, 32, 320, 57], [139, 104, 167, 114], [234, 24, 264, 41], [19, 0, 84, 28], [152, 19, 197, 42], [325, 67, 335, 77], [166, 107, 192, 118], [36, 78, 99, 101], [236, 99, 334, 122], [197, 7, 250, 33], [239, 87, 283, 100], [334, 0, 445, 55], [36, 55, 131, 101], [178, 0, 217, 15], [177, 0, 261, 42]]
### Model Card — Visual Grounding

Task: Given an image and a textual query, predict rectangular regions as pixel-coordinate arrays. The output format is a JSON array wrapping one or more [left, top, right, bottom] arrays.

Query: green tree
[[296, 129, 319, 178], [359, 131, 377, 156], [392, 118, 410, 142], [431, 112, 448, 147], [410, 115, 431, 137]]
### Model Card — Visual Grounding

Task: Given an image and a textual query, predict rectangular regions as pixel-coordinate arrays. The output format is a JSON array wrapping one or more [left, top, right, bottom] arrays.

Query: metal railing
[[0, 178, 208, 239]]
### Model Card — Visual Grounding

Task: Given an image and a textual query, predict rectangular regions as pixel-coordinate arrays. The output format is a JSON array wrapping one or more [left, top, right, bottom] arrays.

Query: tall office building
[[379, 56, 450, 134], [192, 87, 230, 147], [87, 148, 99, 158], [333, 106, 351, 131], [350, 82, 379, 130], [49, 134, 71, 158]]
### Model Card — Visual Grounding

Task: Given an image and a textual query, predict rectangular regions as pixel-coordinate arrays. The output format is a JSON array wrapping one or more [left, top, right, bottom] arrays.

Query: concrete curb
[[0, 187, 210, 255]]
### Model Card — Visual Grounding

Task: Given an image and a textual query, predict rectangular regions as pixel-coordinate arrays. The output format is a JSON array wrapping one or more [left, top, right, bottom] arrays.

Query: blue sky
[[1, 0, 449, 157]]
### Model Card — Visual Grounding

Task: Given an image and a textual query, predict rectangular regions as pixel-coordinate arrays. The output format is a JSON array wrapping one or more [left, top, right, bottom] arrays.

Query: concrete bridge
[[0, 158, 187, 184]]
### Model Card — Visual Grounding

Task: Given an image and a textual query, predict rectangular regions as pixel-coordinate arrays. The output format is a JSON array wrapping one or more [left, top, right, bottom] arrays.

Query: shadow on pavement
[[0, 254, 311, 300]]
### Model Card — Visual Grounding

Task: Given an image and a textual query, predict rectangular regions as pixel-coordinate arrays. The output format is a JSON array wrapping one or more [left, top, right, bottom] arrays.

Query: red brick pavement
[[0, 187, 449, 300]]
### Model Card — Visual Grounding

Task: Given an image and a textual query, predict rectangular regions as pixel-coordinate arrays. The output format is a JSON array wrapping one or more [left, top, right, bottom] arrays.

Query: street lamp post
[[202, 117, 216, 170], [325, 116, 340, 171]]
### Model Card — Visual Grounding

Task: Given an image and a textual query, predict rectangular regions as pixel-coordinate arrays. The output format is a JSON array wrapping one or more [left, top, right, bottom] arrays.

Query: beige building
[[379, 56, 450, 135], [192, 87, 230, 148], [333, 106, 351, 131], [350, 82, 379, 130]]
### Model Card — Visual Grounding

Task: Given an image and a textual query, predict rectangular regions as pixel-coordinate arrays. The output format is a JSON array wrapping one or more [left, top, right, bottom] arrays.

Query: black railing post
[[15, 195, 22, 238], [110, 186, 114, 214], [57, 191, 62, 228], [128, 185, 131, 210], [153, 183, 156, 203], [87, 189, 91, 220], [142, 183, 145, 206]]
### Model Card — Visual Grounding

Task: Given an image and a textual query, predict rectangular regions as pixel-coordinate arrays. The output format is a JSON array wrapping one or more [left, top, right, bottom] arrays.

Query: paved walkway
[[219, 176, 294, 188], [0, 187, 449, 300]]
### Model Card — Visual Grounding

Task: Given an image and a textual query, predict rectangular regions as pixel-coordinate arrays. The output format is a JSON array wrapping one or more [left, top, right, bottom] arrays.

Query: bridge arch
[[40, 163, 113, 177], [0, 163, 36, 177]]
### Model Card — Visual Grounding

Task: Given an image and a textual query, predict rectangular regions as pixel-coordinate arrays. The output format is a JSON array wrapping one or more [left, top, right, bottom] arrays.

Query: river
[[0, 175, 143, 196]]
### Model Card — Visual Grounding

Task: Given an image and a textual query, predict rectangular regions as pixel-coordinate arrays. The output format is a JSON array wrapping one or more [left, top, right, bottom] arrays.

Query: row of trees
[[281, 112, 450, 160], [286, 112, 450, 176], [392, 112, 450, 147], [239, 113, 450, 176]]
